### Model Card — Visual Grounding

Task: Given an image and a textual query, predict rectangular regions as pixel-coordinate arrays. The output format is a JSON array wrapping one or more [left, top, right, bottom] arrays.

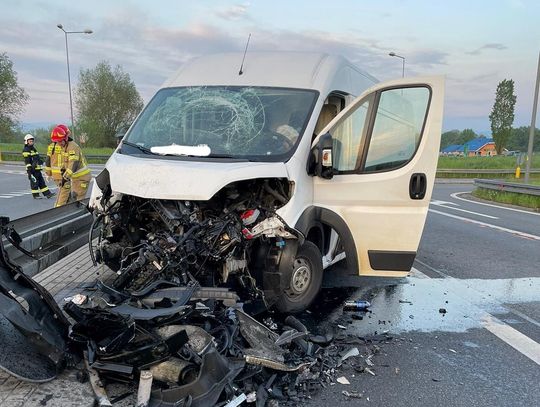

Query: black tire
[[275, 241, 323, 313]]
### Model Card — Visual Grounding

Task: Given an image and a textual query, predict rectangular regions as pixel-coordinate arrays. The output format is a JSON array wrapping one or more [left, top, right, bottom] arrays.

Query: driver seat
[[314, 104, 338, 136]]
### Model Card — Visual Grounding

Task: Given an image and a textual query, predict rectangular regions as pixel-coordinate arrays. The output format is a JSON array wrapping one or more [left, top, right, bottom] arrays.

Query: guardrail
[[474, 179, 540, 196], [0, 151, 109, 161], [1, 199, 92, 277]]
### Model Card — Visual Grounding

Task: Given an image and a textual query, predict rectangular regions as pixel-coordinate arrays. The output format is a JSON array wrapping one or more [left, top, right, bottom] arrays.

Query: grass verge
[[472, 187, 540, 210], [438, 154, 540, 169]]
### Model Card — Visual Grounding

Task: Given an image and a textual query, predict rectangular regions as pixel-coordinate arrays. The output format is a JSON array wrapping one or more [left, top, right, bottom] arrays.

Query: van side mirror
[[307, 132, 335, 179]]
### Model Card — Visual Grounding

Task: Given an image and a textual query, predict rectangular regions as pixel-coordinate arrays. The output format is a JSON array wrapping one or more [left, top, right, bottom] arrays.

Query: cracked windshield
[[125, 86, 318, 159]]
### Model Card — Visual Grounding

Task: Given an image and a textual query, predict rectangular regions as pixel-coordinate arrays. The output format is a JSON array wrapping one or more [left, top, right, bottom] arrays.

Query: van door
[[312, 76, 444, 277]]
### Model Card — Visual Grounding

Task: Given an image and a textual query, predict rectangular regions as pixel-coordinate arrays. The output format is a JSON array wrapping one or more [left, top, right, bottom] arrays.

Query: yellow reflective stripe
[[26, 164, 32, 168], [22, 152, 30, 157], [51, 169, 63, 174], [31, 189, 40, 193], [71, 168, 91, 178], [68, 156, 79, 161], [40, 186, 50, 192]]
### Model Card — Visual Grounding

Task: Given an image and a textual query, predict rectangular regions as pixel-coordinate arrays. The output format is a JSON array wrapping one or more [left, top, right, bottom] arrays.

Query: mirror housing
[[307, 133, 335, 179]]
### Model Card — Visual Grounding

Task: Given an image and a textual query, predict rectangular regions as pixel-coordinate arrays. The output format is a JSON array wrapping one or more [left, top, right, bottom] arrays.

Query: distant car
[[503, 150, 520, 156]]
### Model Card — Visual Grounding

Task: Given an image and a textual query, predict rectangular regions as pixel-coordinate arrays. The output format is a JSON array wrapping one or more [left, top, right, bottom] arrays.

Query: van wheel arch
[[295, 206, 359, 275]]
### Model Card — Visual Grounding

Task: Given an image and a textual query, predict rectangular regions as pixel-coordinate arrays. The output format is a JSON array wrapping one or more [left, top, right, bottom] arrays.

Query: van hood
[[106, 152, 290, 201]]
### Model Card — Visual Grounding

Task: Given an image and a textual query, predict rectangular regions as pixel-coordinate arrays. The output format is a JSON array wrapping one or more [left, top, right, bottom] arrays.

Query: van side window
[[330, 99, 370, 171], [363, 87, 430, 172]]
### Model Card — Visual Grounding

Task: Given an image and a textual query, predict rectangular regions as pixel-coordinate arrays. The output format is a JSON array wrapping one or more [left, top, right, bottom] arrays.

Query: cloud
[[215, 3, 251, 21], [466, 43, 507, 55]]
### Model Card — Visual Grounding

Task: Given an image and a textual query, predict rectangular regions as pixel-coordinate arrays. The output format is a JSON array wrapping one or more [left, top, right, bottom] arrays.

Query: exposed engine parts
[[93, 178, 300, 309]]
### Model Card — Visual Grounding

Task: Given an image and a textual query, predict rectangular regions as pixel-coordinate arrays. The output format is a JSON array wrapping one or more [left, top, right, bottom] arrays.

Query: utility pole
[[525, 52, 540, 183]]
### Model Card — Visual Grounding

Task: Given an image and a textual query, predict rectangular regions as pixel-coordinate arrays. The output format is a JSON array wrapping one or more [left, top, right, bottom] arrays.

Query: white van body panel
[[105, 152, 289, 201], [162, 52, 377, 94], [313, 76, 445, 277]]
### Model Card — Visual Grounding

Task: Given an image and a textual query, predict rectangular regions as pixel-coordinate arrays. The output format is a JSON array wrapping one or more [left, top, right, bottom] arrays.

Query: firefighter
[[22, 134, 54, 199], [45, 125, 91, 207]]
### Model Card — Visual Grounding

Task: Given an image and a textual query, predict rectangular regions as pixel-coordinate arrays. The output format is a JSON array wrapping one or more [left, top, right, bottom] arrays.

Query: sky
[[1, 0, 539, 133]]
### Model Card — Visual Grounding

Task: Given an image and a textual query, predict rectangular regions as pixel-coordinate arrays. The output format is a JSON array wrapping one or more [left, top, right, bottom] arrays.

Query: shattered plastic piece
[[64, 294, 87, 305], [342, 390, 363, 398], [244, 355, 311, 372], [240, 209, 260, 226], [85, 354, 112, 407], [340, 347, 360, 362], [246, 391, 256, 403], [224, 393, 247, 407], [336, 376, 350, 385], [449, 349, 457, 353], [275, 329, 308, 346], [365, 355, 374, 367], [150, 348, 244, 407], [137, 370, 153, 407], [337, 325, 347, 330], [364, 367, 375, 376]]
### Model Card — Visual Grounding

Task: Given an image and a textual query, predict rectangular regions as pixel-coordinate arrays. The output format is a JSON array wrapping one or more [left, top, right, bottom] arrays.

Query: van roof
[[163, 51, 378, 95]]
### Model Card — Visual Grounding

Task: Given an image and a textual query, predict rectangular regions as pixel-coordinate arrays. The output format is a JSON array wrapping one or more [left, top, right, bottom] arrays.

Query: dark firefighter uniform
[[22, 142, 53, 199]]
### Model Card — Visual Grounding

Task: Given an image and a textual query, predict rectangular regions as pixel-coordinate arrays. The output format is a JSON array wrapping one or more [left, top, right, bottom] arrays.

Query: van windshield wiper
[[121, 140, 155, 155]]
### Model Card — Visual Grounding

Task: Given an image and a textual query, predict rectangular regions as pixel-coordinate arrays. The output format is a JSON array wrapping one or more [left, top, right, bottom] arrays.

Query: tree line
[[0, 52, 143, 148]]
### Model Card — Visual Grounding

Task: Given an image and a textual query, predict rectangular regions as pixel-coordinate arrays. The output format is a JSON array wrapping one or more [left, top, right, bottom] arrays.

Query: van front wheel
[[276, 241, 323, 313]]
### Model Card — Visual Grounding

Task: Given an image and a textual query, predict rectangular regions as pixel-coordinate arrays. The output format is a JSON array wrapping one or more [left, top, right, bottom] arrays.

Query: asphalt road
[[0, 162, 104, 219], [0, 165, 538, 406], [304, 183, 539, 407]]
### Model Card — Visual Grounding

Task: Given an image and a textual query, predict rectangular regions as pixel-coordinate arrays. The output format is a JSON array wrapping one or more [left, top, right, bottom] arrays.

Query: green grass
[[438, 154, 540, 169], [473, 187, 540, 210]]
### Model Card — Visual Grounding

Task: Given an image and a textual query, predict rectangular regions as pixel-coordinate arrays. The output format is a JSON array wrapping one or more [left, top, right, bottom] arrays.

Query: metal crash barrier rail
[[0, 199, 92, 277], [473, 179, 540, 196]]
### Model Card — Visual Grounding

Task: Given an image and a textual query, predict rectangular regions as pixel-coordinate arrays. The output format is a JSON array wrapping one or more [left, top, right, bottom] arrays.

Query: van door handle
[[409, 173, 427, 199]]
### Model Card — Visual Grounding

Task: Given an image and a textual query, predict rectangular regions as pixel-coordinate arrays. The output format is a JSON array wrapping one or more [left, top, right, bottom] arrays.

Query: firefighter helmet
[[57, 124, 71, 136], [24, 134, 34, 144], [51, 126, 68, 142]]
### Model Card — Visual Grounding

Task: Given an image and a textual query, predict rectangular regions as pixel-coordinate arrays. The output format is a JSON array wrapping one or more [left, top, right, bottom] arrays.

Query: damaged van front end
[[88, 84, 323, 314]]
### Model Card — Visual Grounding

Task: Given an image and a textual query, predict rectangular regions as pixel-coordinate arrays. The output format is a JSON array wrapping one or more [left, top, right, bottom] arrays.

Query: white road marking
[[482, 315, 540, 364], [451, 191, 540, 217], [428, 208, 540, 241], [412, 265, 540, 366], [431, 199, 459, 206], [430, 201, 499, 219]]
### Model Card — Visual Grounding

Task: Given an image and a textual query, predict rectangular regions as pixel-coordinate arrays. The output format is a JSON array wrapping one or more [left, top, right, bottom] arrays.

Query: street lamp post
[[525, 52, 540, 184], [389, 52, 405, 78], [57, 24, 92, 141]]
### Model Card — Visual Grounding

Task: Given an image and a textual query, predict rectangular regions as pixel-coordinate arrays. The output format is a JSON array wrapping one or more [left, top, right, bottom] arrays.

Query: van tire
[[275, 241, 323, 313]]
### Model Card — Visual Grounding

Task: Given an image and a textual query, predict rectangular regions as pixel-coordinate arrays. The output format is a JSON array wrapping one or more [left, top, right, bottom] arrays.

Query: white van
[[89, 52, 444, 312]]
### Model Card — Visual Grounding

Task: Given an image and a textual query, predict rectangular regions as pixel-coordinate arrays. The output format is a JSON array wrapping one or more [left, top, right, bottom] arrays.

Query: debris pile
[[61, 285, 382, 406]]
